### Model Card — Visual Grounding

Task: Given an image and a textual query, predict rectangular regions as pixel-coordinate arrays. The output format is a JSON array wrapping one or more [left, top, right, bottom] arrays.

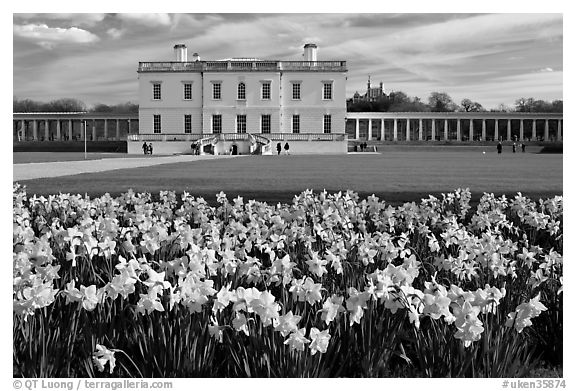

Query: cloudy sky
[[13, 13, 563, 109]]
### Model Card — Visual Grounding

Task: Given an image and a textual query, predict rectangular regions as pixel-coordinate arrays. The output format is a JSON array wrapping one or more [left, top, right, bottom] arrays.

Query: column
[[18, 120, 24, 141], [544, 119, 549, 141], [444, 119, 448, 141], [495, 120, 500, 141], [104, 119, 108, 140], [456, 119, 461, 141], [33, 120, 38, 141], [127, 119, 131, 134], [507, 119, 511, 141], [431, 119, 436, 141], [469, 119, 473, 141], [92, 120, 96, 141], [80, 121, 85, 141], [368, 119, 372, 140], [56, 120, 61, 140], [532, 119, 536, 141], [393, 119, 398, 141], [116, 119, 120, 140], [482, 119, 486, 141], [419, 119, 423, 141], [355, 119, 359, 139], [406, 119, 410, 141], [380, 119, 385, 141], [45, 120, 49, 141], [519, 120, 524, 141], [558, 120, 562, 141]]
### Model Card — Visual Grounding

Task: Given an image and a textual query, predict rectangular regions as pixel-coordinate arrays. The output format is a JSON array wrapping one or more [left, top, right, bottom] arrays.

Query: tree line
[[13, 98, 139, 113], [347, 91, 563, 113], [14, 94, 562, 114]]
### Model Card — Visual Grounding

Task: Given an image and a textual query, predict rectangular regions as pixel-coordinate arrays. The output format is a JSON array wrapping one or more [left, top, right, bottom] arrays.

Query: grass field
[[13, 152, 158, 164], [15, 149, 562, 205]]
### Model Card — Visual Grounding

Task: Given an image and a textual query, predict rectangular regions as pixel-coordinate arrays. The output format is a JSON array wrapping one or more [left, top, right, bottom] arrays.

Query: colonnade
[[13, 115, 138, 142], [348, 114, 563, 142]]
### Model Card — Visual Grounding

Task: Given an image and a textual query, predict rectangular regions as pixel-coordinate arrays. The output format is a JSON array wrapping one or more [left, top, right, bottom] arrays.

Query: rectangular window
[[184, 115, 192, 133], [261, 82, 271, 100], [153, 83, 161, 100], [237, 115, 247, 134], [261, 114, 271, 134], [323, 82, 333, 100], [323, 114, 331, 134], [292, 83, 301, 100], [292, 115, 300, 134], [153, 115, 161, 133], [212, 115, 222, 134], [237, 82, 246, 100], [184, 83, 192, 100], [212, 83, 221, 100]]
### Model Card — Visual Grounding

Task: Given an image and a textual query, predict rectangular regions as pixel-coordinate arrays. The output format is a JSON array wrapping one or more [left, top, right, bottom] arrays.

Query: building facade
[[351, 76, 386, 103], [134, 43, 348, 154]]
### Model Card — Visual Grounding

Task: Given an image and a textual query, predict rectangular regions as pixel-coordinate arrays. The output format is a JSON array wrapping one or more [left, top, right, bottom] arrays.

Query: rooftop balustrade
[[138, 60, 347, 73]]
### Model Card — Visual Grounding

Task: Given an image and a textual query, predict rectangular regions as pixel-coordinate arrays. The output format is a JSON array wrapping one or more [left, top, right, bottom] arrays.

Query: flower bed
[[13, 184, 563, 377]]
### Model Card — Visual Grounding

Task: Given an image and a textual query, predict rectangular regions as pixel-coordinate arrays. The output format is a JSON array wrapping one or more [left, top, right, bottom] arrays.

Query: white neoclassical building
[[131, 43, 348, 154]]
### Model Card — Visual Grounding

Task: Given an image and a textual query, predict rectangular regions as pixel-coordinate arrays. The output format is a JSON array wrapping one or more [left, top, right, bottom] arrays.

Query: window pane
[[292, 83, 300, 100], [213, 83, 221, 100], [323, 115, 331, 133], [212, 115, 222, 134], [292, 115, 300, 133], [184, 84, 192, 100], [237, 115, 246, 133], [153, 115, 161, 133], [262, 83, 270, 100], [237, 83, 246, 100], [323, 83, 332, 100], [184, 115, 192, 133], [261, 114, 271, 133], [153, 84, 161, 100]]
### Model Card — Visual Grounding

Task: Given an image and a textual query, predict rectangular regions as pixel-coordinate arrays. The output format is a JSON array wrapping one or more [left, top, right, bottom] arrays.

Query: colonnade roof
[[346, 112, 563, 119], [13, 112, 139, 120]]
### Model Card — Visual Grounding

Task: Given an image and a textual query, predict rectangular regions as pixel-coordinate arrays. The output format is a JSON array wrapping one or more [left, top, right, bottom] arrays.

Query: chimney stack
[[303, 43, 317, 62], [192, 52, 200, 62], [174, 44, 187, 62]]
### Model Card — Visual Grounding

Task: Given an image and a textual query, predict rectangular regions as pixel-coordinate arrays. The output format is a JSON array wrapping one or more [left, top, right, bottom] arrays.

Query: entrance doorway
[[231, 144, 238, 155]]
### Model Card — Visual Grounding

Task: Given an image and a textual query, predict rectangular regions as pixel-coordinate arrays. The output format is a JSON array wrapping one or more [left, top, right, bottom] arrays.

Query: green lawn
[[15, 151, 562, 204], [13, 152, 152, 164]]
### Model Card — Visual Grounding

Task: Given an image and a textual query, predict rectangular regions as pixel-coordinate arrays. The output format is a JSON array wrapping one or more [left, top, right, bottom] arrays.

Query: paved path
[[13, 155, 240, 181]]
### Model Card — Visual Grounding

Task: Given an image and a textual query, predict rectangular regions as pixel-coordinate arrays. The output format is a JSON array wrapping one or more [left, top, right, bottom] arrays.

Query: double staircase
[[193, 133, 272, 155]]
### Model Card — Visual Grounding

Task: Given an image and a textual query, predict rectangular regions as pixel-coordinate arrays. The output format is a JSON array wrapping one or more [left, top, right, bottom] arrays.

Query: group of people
[[276, 142, 290, 155], [497, 142, 525, 154], [141, 142, 154, 155], [353, 142, 370, 152]]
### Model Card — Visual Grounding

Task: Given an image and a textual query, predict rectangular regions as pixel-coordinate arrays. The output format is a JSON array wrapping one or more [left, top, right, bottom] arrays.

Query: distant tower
[[367, 75, 371, 95]]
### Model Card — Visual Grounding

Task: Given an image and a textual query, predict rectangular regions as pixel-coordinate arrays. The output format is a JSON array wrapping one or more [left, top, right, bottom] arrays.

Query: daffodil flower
[[80, 285, 103, 311], [274, 311, 302, 337], [284, 328, 310, 352], [92, 344, 116, 374], [320, 295, 345, 325], [309, 328, 330, 355]]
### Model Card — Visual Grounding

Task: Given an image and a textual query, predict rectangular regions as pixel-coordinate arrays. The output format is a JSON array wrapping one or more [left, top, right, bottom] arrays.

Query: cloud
[[341, 13, 479, 29], [14, 13, 106, 27], [13, 23, 100, 49], [116, 13, 171, 27], [107, 28, 124, 39]]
